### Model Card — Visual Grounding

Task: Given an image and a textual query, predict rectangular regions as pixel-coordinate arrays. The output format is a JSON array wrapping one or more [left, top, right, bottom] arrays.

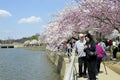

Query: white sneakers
[[112, 58, 117, 61]]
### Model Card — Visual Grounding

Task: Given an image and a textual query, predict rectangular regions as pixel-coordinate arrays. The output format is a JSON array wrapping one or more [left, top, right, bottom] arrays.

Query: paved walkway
[[74, 62, 120, 80]]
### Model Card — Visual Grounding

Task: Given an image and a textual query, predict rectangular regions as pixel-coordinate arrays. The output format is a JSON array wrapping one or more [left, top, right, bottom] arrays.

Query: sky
[[0, 0, 73, 40]]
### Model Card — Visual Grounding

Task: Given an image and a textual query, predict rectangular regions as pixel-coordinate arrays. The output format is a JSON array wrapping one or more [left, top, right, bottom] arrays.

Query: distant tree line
[[0, 33, 40, 44]]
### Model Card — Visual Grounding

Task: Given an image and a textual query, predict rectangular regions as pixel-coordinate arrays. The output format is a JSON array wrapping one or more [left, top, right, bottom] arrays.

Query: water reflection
[[0, 48, 61, 80]]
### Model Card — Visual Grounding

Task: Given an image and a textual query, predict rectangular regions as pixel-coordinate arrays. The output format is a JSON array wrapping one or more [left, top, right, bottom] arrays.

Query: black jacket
[[84, 41, 97, 60]]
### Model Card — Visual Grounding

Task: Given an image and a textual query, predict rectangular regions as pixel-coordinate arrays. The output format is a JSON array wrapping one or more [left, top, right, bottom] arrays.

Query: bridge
[[0, 43, 23, 48]]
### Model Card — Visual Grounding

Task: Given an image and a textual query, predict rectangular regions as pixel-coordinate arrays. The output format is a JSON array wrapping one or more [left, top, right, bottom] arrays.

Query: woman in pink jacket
[[96, 43, 104, 74]]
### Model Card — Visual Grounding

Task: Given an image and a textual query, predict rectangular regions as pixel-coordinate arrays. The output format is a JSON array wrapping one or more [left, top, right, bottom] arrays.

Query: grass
[[105, 51, 120, 75], [23, 44, 46, 51], [106, 51, 120, 61]]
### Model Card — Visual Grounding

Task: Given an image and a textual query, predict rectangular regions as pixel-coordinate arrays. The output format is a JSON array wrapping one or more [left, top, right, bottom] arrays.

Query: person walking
[[111, 41, 118, 60], [84, 33, 97, 80], [98, 40, 108, 61], [108, 40, 113, 60], [74, 33, 87, 77], [96, 41, 104, 74], [67, 42, 72, 57]]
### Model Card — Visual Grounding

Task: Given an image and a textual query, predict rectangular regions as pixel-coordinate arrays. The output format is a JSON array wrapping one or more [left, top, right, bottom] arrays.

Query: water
[[0, 48, 61, 80]]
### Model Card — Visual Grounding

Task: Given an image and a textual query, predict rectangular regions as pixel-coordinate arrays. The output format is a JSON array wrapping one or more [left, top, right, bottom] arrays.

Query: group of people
[[58, 32, 119, 80], [73, 33, 105, 80], [106, 39, 119, 61]]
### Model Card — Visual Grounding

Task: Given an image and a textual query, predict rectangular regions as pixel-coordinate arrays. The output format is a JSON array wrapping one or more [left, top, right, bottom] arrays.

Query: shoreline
[[22, 46, 63, 80], [20, 47, 120, 79], [22, 45, 46, 51]]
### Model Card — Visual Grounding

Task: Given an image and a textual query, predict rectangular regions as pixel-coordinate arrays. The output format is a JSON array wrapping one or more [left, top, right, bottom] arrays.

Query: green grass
[[116, 52, 120, 61], [106, 51, 120, 61], [23, 44, 46, 51]]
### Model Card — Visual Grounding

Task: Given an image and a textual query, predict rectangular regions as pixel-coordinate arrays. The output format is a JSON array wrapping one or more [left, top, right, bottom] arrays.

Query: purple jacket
[[96, 45, 104, 58]]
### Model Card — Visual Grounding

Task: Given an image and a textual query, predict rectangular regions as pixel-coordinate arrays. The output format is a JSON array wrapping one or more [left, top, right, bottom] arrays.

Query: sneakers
[[83, 73, 87, 78], [86, 78, 98, 80], [112, 58, 117, 61], [77, 73, 87, 78]]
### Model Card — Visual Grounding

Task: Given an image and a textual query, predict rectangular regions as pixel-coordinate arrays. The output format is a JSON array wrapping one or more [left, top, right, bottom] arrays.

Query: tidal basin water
[[0, 48, 61, 80]]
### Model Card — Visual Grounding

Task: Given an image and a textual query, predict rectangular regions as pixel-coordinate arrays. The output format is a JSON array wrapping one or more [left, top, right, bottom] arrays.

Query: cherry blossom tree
[[58, 0, 120, 39], [40, 19, 73, 51], [77, 0, 120, 37], [40, 0, 120, 51]]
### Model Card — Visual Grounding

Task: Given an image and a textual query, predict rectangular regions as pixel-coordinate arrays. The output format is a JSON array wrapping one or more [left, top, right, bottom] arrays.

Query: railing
[[64, 52, 78, 80]]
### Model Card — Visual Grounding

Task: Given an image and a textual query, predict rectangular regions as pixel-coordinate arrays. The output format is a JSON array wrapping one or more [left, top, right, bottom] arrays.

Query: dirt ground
[[105, 52, 120, 75], [105, 61, 120, 74]]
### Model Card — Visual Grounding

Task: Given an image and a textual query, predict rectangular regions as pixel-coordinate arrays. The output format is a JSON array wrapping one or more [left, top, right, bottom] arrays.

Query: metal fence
[[64, 52, 78, 80]]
